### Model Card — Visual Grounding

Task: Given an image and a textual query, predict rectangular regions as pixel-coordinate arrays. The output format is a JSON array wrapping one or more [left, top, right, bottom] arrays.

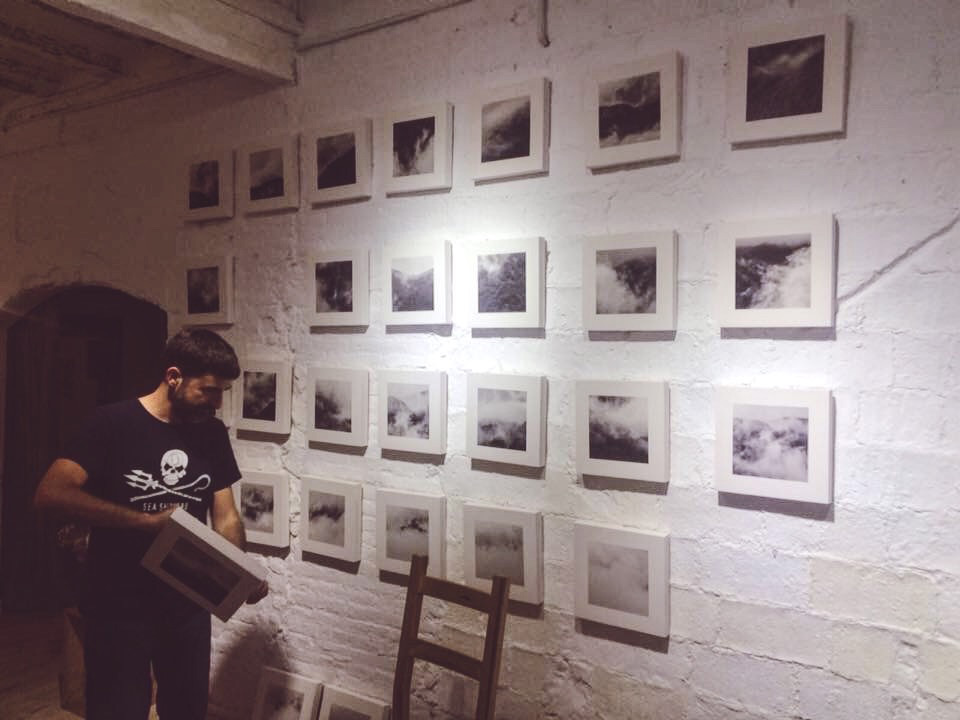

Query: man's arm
[[211, 486, 268, 604], [34, 458, 171, 533]]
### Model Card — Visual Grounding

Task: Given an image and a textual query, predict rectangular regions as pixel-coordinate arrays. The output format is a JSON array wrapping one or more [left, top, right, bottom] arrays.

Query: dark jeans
[[83, 610, 211, 720]]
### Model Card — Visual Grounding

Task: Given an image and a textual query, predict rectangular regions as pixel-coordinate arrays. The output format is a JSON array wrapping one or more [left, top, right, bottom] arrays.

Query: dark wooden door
[[1, 286, 166, 611]]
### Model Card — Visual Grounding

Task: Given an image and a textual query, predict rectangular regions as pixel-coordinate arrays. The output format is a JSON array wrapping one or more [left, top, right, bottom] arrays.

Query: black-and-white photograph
[[481, 95, 531, 163], [732, 404, 809, 482], [474, 520, 524, 585], [159, 537, 240, 606], [386, 382, 430, 439], [392, 116, 435, 176], [598, 71, 661, 147], [587, 541, 649, 616], [260, 684, 305, 720], [243, 371, 278, 422], [595, 247, 657, 314], [746, 34, 825, 121], [328, 706, 369, 720], [240, 482, 275, 533], [478, 252, 526, 313], [189, 160, 219, 209], [307, 491, 345, 547], [316, 131, 357, 190], [735, 234, 812, 309], [315, 260, 353, 313], [314, 378, 352, 433], [588, 395, 649, 464], [391, 256, 435, 312], [476, 388, 527, 451], [385, 505, 429, 561], [186, 265, 220, 315], [248, 147, 285, 200]]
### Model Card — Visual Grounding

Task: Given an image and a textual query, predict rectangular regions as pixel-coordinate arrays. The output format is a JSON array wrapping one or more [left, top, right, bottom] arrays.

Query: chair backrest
[[392, 554, 510, 720]]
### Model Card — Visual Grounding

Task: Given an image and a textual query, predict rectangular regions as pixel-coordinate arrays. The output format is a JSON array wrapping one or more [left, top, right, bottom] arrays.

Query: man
[[34, 328, 268, 720]]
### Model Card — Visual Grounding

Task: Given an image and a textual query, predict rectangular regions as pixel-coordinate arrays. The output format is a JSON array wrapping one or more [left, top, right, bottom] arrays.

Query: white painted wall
[[2, 1, 959, 717]]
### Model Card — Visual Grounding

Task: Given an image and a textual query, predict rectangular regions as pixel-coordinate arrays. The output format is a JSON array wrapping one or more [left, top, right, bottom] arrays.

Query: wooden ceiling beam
[[0, 16, 121, 78], [0, 53, 63, 96]]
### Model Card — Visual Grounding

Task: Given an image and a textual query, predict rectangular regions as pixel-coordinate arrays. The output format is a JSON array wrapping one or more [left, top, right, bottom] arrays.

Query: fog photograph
[[746, 34, 825, 121], [393, 116, 435, 176], [481, 94, 531, 162], [188, 160, 219, 209], [732, 403, 809, 482], [385, 505, 430, 561], [478, 251, 526, 313], [587, 541, 649, 616], [474, 520, 524, 585], [598, 70, 661, 147], [307, 490, 345, 546], [240, 481, 275, 533], [316, 131, 357, 189], [242, 371, 278, 422], [595, 247, 657, 314], [386, 382, 430, 438], [391, 256, 435, 312], [477, 388, 527, 451], [588, 395, 649, 464], [261, 684, 304, 720], [315, 259, 353, 313], [314, 378, 352, 433], [160, 537, 239, 606], [248, 147, 285, 200], [186, 265, 220, 315], [735, 235, 812, 309]]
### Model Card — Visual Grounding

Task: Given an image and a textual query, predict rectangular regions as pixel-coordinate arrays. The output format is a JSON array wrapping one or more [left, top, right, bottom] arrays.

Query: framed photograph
[[308, 249, 370, 327], [303, 119, 373, 205], [142, 508, 266, 622], [182, 255, 234, 326], [185, 150, 233, 221], [318, 686, 390, 720], [377, 370, 446, 455], [237, 136, 300, 214], [466, 373, 547, 467], [585, 51, 681, 169], [381, 102, 453, 195], [382, 240, 452, 326], [300, 476, 362, 562], [575, 380, 669, 484], [233, 471, 289, 548], [251, 666, 323, 720], [727, 15, 849, 143], [463, 504, 543, 605], [376, 488, 446, 577], [236, 360, 292, 434], [574, 521, 670, 637], [582, 232, 677, 332], [472, 77, 550, 181], [467, 237, 546, 329], [305, 367, 368, 447], [715, 386, 833, 504], [716, 214, 835, 328]]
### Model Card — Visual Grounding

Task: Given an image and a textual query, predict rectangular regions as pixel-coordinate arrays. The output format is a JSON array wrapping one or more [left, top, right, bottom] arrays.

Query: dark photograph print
[[307, 490, 346, 546], [316, 131, 357, 190], [474, 520, 524, 586], [588, 395, 649, 464], [478, 252, 526, 313], [598, 71, 661, 147], [186, 265, 220, 315], [481, 94, 531, 163], [240, 482, 275, 533], [242, 371, 278, 422], [587, 541, 649, 616], [732, 403, 809, 482], [248, 147, 285, 201], [746, 34, 826, 121], [329, 705, 370, 720], [189, 160, 219, 209], [314, 378, 352, 433], [393, 116, 435, 176], [391, 256, 435, 312], [262, 684, 305, 720], [595, 247, 657, 314], [315, 260, 354, 313], [385, 505, 429, 561], [160, 537, 240, 607], [735, 234, 812, 309], [386, 383, 430, 439], [477, 388, 527, 451]]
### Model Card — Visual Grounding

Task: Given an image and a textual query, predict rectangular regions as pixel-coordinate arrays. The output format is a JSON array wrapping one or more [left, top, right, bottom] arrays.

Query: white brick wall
[[2, 1, 959, 718]]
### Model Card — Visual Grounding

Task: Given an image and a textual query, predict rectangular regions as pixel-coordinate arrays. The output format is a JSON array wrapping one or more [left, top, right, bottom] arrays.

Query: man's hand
[[246, 580, 269, 605], [141, 506, 177, 534]]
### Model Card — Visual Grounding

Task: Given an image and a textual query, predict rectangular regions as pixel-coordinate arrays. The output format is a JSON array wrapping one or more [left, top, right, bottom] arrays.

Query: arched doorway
[[1, 285, 166, 612]]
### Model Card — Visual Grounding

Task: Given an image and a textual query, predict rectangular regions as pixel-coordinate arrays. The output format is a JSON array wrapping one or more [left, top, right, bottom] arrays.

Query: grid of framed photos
[[471, 77, 550, 182], [302, 118, 373, 205], [463, 503, 543, 605], [233, 471, 289, 548], [300, 476, 362, 562], [185, 150, 233, 221], [235, 360, 293, 435], [181, 255, 234, 326], [467, 237, 546, 329], [466, 373, 548, 468], [381, 102, 454, 195], [305, 367, 369, 447], [377, 370, 447, 455], [237, 136, 300, 214], [307, 249, 370, 327], [251, 667, 323, 720], [375, 488, 446, 577], [382, 240, 452, 326]]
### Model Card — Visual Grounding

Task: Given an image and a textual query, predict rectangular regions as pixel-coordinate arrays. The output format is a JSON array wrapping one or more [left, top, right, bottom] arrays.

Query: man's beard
[[168, 386, 215, 423]]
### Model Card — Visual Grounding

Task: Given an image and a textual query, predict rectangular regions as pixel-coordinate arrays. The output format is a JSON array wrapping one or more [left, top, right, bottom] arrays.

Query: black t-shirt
[[64, 398, 240, 618]]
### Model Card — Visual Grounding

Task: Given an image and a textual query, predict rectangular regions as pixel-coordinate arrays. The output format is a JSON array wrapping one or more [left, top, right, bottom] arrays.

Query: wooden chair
[[392, 554, 510, 720]]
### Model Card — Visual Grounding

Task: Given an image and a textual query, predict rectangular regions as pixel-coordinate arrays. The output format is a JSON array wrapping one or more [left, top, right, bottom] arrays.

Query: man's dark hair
[[161, 328, 240, 380]]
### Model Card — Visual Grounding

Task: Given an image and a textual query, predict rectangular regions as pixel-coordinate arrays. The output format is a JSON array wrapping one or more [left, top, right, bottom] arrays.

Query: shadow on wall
[[208, 617, 289, 719]]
